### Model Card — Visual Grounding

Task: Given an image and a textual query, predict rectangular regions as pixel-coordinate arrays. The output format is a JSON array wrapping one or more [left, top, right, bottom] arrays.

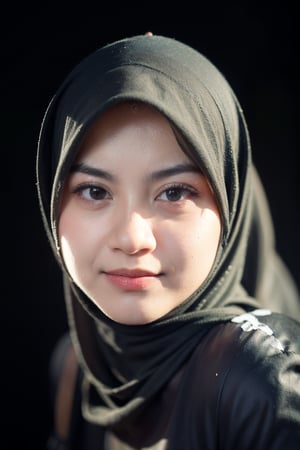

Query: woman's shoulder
[[47, 332, 80, 450], [187, 309, 300, 448], [221, 309, 300, 399], [195, 308, 300, 395], [191, 308, 300, 372], [227, 309, 300, 375], [230, 308, 300, 351]]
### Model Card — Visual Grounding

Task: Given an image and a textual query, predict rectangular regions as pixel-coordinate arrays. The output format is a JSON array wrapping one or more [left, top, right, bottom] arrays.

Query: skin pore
[[58, 102, 221, 325]]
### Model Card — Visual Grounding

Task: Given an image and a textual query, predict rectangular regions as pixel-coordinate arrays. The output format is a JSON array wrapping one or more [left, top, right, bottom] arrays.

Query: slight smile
[[103, 269, 162, 291]]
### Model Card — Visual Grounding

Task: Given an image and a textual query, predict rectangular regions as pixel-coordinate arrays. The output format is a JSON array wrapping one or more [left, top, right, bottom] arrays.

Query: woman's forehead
[[74, 102, 197, 168], [76, 101, 188, 158]]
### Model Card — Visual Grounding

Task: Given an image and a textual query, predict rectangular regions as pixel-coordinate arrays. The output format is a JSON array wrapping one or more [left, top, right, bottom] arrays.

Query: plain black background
[[2, 2, 299, 449]]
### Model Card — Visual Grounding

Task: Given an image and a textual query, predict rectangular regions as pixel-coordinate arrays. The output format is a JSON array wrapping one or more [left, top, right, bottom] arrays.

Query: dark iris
[[89, 186, 107, 200], [165, 187, 183, 201]]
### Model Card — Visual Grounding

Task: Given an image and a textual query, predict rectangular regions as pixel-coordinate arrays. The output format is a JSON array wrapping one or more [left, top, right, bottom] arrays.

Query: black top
[[47, 309, 300, 449]]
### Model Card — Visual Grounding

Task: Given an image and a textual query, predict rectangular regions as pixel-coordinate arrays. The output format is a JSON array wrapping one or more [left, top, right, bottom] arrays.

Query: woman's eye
[[157, 185, 197, 202], [74, 185, 110, 201]]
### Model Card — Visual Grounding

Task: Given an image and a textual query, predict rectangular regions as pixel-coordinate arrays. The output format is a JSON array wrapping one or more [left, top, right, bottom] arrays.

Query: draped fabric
[[36, 34, 299, 426]]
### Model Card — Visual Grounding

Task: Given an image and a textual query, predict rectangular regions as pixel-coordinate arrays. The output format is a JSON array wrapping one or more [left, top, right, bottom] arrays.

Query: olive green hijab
[[36, 34, 299, 426]]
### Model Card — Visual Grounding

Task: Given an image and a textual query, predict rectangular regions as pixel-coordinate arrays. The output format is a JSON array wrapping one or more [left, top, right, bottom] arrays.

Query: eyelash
[[71, 182, 198, 203], [156, 183, 198, 202], [72, 183, 111, 201]]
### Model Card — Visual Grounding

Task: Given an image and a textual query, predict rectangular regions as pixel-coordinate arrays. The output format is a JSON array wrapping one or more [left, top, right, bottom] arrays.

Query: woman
[[36, 33, 300, 449]]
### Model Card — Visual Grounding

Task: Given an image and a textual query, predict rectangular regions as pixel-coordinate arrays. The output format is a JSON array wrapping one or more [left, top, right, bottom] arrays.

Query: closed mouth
[[104, 269, 161, 278], [103, 269, 162, 291]]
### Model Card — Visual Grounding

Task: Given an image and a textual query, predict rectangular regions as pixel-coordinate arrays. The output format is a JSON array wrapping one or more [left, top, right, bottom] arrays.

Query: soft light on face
[[58, 102, 221, 324]]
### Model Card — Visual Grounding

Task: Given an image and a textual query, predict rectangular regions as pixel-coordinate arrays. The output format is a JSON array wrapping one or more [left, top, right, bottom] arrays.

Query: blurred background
[[2, 2, 299, 448]]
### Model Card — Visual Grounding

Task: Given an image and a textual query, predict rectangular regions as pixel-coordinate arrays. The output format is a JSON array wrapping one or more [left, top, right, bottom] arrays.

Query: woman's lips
[[104, 269, 160, 291]]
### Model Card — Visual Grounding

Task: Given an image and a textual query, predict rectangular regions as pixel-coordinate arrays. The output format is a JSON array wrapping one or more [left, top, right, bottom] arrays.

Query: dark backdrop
[[2, 3, 299, 449]]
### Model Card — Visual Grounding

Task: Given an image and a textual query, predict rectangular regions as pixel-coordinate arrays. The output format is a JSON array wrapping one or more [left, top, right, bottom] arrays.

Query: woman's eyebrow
[[150, 163, 201, 181], [70, 163, 114, 181], [70, 162, 201, 182]]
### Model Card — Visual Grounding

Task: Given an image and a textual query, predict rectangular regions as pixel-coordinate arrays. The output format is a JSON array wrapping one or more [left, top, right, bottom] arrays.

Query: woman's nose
[[110, 211, 157, 255]]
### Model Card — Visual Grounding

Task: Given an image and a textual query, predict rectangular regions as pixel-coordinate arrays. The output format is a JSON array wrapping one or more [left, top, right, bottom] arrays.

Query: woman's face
[[58, 102, 221, 324]]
